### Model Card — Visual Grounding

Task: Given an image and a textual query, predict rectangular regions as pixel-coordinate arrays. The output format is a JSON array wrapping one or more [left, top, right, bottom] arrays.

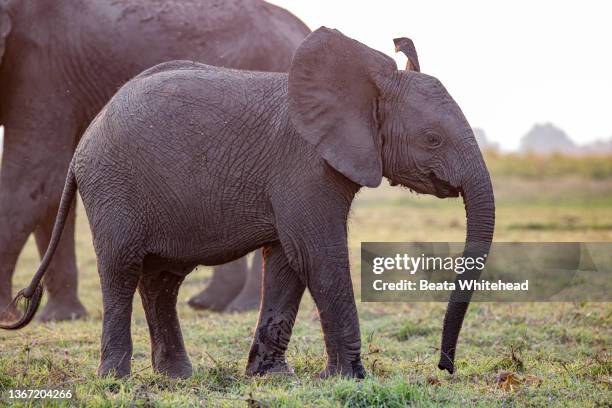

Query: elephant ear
[[288, 27, 397, 187], [0, 4, 11, 65]]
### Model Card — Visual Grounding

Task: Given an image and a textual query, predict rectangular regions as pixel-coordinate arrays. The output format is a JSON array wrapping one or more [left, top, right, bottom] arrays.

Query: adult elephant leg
[[187, 256, 247, 311], [0, 200, 35, 320], [246, 243, 305, 376], [139, 269, 192, 379], [226, 249, 263, 312], [34, 202, 86, 321], [0, 134, 49, 317], [0, 121, 85, 321]]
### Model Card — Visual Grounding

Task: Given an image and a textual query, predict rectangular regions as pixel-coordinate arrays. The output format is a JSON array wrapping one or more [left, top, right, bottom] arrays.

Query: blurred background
[[2, 1, 612, 155], [271, 0, 612, 153]]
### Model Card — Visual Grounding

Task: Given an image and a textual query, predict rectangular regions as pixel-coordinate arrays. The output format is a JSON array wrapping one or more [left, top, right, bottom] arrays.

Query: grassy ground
[[1, 170, 611, 406]]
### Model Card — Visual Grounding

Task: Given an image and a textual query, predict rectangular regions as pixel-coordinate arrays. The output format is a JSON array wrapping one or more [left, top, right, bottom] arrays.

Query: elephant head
[[289, 27, 495, 373]]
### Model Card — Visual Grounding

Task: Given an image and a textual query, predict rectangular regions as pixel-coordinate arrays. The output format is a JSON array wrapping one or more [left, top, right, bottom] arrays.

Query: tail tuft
[[0, 285, 43, 330]]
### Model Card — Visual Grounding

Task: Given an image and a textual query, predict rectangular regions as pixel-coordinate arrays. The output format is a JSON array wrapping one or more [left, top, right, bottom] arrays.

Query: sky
[[1, 1, 610, 152], [269, 0, 612, 151]]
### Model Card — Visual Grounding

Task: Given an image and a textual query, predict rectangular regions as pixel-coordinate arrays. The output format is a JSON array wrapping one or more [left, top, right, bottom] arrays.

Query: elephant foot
[[318, 361, 366, 379], [97, 357, 131, 379], [246, 358, 294, 377], [188, 262, 247, 311], [225, 288, 260, 312], [187, 287, 237, 311], [154, 353, 193, 379], [0, 301, 19, 324], [37, 297, 87, 322]]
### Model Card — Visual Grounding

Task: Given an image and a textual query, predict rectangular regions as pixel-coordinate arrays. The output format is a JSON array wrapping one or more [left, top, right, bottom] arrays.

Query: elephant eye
[[426, 133, 442, 148]]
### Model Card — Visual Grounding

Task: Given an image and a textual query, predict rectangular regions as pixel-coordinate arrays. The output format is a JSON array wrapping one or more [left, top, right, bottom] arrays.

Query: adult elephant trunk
[[438, 153, 495, 374]]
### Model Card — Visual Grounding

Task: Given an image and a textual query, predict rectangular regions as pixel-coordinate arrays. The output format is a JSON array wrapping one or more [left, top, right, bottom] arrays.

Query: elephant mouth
[[429, 173, 460, 198], [392, 173, 460, 199]]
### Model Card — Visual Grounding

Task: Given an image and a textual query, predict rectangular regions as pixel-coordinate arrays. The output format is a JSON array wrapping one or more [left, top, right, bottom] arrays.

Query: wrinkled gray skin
[[4, 28, 495, 378], [0, 0, 308, 321]]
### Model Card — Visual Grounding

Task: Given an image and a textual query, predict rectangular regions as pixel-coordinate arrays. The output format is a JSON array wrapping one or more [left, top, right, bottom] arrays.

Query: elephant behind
[[0, 0, 309, 321]]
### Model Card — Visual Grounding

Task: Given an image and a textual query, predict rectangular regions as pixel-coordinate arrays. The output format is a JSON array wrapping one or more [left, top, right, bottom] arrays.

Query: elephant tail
[[0, 165, 77, 330]]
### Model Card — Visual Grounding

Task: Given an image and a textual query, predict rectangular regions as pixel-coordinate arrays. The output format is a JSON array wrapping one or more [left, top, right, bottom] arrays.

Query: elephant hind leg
[[34, 202, 87, 322], [95, 236, 144, 378], [246, 243, 305, 376], [139, 267, 192, 379]]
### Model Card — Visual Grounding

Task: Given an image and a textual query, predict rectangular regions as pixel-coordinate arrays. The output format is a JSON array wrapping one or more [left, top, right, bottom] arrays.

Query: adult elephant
[[0, 0, 309, 320]]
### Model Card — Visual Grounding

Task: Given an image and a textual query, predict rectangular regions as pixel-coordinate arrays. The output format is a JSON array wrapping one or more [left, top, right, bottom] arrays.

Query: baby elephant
[[1, 27, 494, 378]]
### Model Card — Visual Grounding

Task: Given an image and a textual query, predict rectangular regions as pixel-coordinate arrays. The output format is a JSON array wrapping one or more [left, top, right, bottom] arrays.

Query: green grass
[[1, 172, 611, 406]]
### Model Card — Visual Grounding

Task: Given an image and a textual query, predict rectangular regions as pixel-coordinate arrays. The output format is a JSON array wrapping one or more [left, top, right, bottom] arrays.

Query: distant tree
[[520, 123, 575, 154], [473, 127, 500, 151], [579, 137, 612, 155]]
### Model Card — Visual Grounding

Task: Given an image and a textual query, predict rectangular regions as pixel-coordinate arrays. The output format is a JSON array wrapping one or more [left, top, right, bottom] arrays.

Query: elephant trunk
[[438, 154, 495, 374]]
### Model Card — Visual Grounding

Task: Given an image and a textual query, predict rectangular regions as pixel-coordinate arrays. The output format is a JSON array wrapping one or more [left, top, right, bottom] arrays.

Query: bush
[[483, 150, 612, 179]]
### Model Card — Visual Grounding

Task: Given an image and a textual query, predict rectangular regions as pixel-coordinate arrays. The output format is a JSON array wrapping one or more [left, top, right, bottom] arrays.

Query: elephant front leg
[[246, 244, 305, 376], [0, 140, 51, 317], [308, 249, 365, 379]]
